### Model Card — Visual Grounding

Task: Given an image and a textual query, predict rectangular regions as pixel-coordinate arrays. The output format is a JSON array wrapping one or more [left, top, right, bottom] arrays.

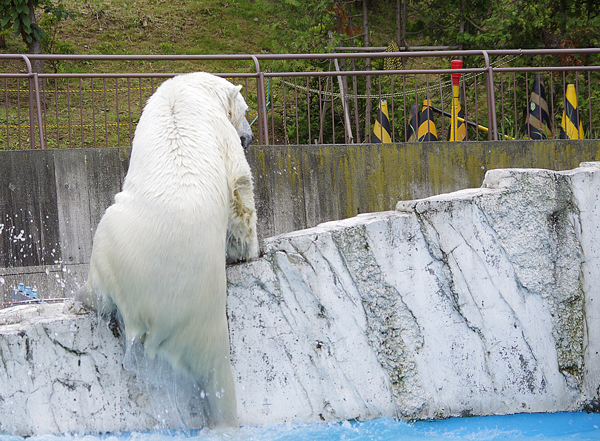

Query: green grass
[[0, 0, 407, 149], [1, 0, 403, 73]]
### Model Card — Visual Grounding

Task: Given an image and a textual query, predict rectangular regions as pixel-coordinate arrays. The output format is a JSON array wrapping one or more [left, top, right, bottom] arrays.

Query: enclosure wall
[[1, 139, 600, 300]]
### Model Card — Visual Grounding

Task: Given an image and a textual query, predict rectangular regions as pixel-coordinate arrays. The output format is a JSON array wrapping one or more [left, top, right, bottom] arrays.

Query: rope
[[282, 54, 522, 101]]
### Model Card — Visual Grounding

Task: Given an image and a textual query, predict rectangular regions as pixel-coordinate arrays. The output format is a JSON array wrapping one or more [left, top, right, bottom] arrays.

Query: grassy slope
[[2, 0, 401, 73], [2, 2, 599, 144], [0, 1, 452, 150]]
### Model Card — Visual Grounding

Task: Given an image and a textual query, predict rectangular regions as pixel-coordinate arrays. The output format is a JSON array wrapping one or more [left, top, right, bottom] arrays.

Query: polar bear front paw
[[63, 299, 90, 315], [226, 232, 259, 264]]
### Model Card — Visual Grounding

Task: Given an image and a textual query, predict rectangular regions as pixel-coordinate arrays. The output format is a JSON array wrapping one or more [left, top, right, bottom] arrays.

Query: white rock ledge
[[1, 163, 600, 435]]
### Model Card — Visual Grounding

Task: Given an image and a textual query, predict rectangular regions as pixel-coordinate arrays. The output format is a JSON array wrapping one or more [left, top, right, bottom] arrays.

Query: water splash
[[1, 413, 599, 441], [120, 329, 209, 432]]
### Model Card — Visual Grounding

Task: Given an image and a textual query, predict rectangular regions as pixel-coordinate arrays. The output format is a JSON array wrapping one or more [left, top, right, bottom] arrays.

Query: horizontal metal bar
[[494, 66, 600, 72], [2, 49, 599, 151], [3, 48, 600, 63], [35, 72, 260, 79], [263, 68, 484, 78], [336, 46, 461, 51]]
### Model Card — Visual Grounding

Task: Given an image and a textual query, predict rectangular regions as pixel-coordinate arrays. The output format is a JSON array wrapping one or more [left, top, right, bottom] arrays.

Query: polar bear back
[[123, 74, 243, 211]]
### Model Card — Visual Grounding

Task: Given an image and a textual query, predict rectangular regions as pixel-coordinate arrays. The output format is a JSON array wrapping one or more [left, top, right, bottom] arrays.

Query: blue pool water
[[2, 412, 599, 441]]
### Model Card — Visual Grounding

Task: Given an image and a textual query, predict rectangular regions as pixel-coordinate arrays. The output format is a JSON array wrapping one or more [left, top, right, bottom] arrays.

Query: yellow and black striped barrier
[[559, 84, 584, 139], [406, 103, 419, 142], [525, 74, 552, 140], [373, 99, 392, 143], [417, 99, 438, 141]]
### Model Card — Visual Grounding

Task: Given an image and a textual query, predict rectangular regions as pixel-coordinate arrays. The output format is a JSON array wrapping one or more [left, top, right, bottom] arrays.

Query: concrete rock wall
[[0, 148, 130, 299], [2, 141, 600, 301], [0, 162, 599, 435]]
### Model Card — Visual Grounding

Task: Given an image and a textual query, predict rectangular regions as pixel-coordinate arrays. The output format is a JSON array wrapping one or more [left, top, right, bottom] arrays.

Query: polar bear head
[[227, 85, 254, 149], [161, 73, 254, 150], [184, 73, 254, 149]]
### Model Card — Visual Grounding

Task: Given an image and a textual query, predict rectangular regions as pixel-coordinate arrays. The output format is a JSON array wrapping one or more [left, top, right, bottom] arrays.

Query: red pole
[[449, 59, 463, 141]]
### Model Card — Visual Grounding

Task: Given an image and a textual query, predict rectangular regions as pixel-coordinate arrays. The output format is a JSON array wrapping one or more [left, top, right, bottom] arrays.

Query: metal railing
[[1, 49, 599, 149]]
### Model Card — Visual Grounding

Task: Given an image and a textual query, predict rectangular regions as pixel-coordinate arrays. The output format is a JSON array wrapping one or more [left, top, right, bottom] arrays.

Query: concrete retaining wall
[[1, 140, 600, 301], [2, 162, 600, 435]]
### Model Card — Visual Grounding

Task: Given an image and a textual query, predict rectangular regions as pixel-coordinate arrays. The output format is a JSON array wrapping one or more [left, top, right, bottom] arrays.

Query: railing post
[[20, 55, 45, 149], [251, 55, 269, 145], [33, 73, 45, 149], [482, 51, 498, 141], [21, 55, 36, 149]]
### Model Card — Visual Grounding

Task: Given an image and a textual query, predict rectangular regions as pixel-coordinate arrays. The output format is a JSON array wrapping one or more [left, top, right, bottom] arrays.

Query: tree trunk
[[397, 0, 407, 68], [25, 0, 44, 74], [459, 0, 466, 51]]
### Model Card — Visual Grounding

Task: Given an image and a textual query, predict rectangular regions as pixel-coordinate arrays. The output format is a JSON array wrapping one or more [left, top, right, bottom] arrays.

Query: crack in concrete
[[42, 325, 89, 357]]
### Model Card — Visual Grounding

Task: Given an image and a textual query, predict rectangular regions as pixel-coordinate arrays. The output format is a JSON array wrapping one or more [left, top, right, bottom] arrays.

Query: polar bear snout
[[237, 117, 254, 149], [240, 133, 254, 149]]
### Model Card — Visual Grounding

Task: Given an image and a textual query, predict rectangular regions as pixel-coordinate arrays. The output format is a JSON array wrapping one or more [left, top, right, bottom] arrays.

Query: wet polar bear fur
[[76, 72, 258, 428]]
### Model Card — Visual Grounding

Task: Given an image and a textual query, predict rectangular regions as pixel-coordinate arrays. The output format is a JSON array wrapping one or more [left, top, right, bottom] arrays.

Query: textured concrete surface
[[1, 163, 599, 435], [2, 141, 600, 301]]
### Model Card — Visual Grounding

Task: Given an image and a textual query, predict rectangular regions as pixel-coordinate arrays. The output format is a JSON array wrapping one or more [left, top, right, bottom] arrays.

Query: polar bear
[[76, 72, 258, 428]]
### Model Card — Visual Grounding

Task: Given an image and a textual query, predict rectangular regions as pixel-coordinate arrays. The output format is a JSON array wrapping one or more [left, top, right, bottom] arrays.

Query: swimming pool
[[2, 412, 598, 441]]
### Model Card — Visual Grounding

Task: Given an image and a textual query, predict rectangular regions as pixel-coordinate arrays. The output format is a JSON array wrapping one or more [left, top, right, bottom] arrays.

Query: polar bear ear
[[228, 84, 243, 101], [227, 85, 244, 119]]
